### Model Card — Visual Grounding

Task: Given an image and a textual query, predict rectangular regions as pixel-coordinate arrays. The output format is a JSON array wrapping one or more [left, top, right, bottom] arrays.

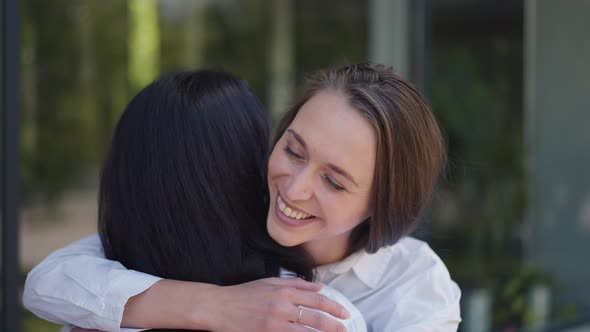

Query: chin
[[267, 220, 299, 247]]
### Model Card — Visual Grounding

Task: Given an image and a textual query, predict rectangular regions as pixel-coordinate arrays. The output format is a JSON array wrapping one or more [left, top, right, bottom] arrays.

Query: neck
[[304, 233, 351, 266]]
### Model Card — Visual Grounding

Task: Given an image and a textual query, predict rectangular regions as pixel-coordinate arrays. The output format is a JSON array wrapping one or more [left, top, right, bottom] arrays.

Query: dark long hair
[[99, 70, 312, 300]]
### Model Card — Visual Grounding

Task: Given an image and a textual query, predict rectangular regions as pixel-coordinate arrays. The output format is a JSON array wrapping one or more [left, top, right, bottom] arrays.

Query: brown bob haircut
[[272, 63, 446, 255]]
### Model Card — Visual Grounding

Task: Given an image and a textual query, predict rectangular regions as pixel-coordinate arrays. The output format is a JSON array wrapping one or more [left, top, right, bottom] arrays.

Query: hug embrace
[[24, 63, 461, 331]]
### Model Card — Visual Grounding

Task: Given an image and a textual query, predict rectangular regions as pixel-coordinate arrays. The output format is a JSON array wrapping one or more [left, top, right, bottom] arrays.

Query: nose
[[284, 168, 314, 202]]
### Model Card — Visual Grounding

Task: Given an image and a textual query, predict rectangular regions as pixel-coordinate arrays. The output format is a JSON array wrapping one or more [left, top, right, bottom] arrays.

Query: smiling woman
[[23, 63, 461, 332], [269, 64, 447, 259], [267, 91, 376, 265]]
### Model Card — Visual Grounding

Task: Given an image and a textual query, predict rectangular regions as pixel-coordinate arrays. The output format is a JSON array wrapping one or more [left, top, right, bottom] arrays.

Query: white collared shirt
[[314, 237, 461, 331], [23, 234, 460, 332]]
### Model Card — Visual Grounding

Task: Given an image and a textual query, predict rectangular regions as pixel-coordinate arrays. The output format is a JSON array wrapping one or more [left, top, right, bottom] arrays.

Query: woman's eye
[[324, 175, 345, 191], [284, 145, 304, 160]]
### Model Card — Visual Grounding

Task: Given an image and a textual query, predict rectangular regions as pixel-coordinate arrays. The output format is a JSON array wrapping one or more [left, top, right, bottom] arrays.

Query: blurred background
[[1, 0, 589, 331]]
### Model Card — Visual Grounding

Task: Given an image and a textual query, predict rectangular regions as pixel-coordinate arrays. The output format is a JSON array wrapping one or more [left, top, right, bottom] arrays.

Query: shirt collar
[[318, 246, 394, 289]]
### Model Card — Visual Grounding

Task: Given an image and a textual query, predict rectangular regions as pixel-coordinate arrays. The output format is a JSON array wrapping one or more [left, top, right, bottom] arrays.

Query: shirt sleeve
[[23, 233, 162, 332], [318, 286, 367, 332], [280, 269, 367, 332]]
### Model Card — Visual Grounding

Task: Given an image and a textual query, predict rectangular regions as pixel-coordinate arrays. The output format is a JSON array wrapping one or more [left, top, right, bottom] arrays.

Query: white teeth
[[277, 195, 312, 220]]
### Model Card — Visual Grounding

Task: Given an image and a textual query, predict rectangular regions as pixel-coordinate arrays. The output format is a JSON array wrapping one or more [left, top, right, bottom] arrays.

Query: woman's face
[[266, 91, 376, 264]]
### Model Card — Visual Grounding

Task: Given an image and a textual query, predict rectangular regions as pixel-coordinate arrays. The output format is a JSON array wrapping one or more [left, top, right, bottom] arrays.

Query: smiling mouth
[[277, 195, 315, 220]]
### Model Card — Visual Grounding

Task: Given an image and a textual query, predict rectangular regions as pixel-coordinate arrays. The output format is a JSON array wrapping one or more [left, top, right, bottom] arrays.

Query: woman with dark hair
[[25, 64, 461, 331], [98, 70, 313, 286], [25, 69, 365, 332]]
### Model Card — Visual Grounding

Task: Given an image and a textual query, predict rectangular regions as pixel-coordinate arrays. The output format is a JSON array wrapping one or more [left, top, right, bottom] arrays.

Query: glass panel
[[427, 2, 527, 329], [429, 2, 528, 331], [19, 1, 369, 330], [426, 1, 590, 331]]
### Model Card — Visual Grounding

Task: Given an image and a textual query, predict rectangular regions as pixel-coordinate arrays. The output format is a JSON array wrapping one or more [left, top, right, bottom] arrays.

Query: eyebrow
[[286, 129, 359, 188]]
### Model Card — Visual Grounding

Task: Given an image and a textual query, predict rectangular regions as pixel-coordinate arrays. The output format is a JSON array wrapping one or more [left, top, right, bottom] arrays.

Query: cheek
[[267, 148, 283, 179], [322, 195, 370, 230], [268, 148, 294, 179]]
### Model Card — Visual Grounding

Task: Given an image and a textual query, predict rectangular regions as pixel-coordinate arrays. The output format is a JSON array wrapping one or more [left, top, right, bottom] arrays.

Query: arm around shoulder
[[23, 233, 162, 331], [23, 233, 349, 332]]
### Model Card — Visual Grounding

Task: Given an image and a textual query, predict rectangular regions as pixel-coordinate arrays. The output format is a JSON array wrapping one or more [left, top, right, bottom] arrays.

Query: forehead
[[289, 91, 376, 186]]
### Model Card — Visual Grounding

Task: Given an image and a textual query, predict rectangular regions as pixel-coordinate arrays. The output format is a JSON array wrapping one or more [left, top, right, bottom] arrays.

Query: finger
[[265, 277, 323, 291], [287, 322, 331, 332], [296, 307, 347, 332], [291, 289, 350, 319], [282, 323, 333, 332], [259, 318, 321, 332]]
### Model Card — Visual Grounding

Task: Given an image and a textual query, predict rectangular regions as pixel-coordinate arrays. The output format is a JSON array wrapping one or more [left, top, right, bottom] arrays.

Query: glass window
[[18, 1, 372, 330], [18, 1, 590, 331], [426, 1, 590, 331]]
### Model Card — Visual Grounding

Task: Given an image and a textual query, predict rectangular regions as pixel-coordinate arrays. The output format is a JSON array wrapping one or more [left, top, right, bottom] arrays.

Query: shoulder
[[375, 237, 459, 295], [355, 237, 454, 286], [386, 237, 449, 276], [355, 237, 461, 327]]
